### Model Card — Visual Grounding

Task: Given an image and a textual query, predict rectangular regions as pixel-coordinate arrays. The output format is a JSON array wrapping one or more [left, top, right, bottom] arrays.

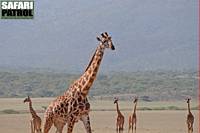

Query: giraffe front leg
[[67, 120, 75, 133], [128, 125, 131, 133], [189, 125, 193, 133], [54, 119, 65, 133], [120, 119, 124, 131], [33, 121, 36, 133], [81, 115, 92, 133], [131, 122, 134, 133], [56, 126, 64, 133], [187, 125, 190, 133], [134, 120, 137, 133], [188, 123, 192, 133], [122, 120, 124, 131], [30, 120, 34, 133], [134, 124, 136, 133], [116, 122, 119, 133]]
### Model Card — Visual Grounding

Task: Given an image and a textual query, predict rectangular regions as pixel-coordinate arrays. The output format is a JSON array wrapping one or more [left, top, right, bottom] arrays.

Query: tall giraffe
[[114, 97, 124, 132], [186, 98, 194, 133], [43, 32, 115, 133], [24, 96, 42, 133], [128, 97, 138, 133]]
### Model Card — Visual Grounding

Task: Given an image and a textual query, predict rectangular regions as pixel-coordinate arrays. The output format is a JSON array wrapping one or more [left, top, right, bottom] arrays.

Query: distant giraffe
[[43, 32, 115, 133], [186, 98, 194, 133], [24, 96, 42, 133], [128, 97, 138, 133], [114, 97, 124, 132]]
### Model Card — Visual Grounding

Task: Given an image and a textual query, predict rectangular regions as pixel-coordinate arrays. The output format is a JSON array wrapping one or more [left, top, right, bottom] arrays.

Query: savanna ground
[[0, 98, 198, 133]]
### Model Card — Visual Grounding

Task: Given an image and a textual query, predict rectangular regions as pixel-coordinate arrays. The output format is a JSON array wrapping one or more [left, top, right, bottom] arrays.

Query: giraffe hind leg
[[81, 115, 92, 133], [43, 117, 53, 133], [191, 124, 193, 133]]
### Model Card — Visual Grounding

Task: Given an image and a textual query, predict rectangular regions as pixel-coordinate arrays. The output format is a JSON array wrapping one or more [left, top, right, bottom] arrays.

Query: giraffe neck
[[70, 45, 104, 97], [133, 102, 137, 114], [188, 101, 191, 114], [116, 102, 121, 115], [28, 101, 38, 118]]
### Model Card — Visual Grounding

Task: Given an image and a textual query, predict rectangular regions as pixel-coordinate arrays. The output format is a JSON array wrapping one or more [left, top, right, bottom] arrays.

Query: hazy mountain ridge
[[0, 69, 197, 101]]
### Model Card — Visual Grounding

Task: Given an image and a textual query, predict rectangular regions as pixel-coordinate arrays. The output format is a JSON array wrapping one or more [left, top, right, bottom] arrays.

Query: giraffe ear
[[185, 97, 188, 100], [96, 36, 101, 41], [101, 33, 106, 38], [185, 97, 190, 100], [114, 97, 118, 101]]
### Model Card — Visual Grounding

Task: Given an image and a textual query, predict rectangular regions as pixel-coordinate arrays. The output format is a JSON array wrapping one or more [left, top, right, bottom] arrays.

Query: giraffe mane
[[84, 49, 97, 72]]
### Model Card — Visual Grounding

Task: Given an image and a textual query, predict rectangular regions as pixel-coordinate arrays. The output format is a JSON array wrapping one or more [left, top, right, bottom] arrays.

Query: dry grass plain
[[0, 98, 198, 133]]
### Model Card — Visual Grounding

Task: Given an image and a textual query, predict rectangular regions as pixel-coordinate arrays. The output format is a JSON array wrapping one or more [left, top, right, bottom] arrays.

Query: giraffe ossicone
[[43, 32, 115, 133]]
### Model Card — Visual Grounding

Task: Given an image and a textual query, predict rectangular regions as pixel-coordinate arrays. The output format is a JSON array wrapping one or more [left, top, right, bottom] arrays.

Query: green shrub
[[1, 109, 19, 114], [167, 106, 182, 110], [139, 107, 152, 110]]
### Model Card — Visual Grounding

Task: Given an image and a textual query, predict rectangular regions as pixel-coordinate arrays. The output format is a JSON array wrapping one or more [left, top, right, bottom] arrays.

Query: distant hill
[[0, 69, 198, 101], [0, 0, 197, 72]]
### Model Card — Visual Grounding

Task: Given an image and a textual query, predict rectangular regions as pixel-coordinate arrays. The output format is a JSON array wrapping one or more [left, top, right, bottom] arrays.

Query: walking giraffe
[[128, 97, 138, 133], [24, 96, 42, 133], [43, 32, 115, 133], [186, 98, 194, 133], [114, 97, 124, 132]]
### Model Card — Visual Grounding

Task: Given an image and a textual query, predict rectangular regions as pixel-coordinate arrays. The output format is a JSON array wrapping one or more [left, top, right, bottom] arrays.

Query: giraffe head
[[114, 97, 119, 104], [133, 97, 138, 103], [23, 96, 31, 103], [186, 98, 191, 103], [96, 32, 115, 50]]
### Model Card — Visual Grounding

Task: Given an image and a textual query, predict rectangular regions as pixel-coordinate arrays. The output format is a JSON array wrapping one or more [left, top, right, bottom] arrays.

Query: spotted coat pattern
[[43, 32, 115, 133]]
